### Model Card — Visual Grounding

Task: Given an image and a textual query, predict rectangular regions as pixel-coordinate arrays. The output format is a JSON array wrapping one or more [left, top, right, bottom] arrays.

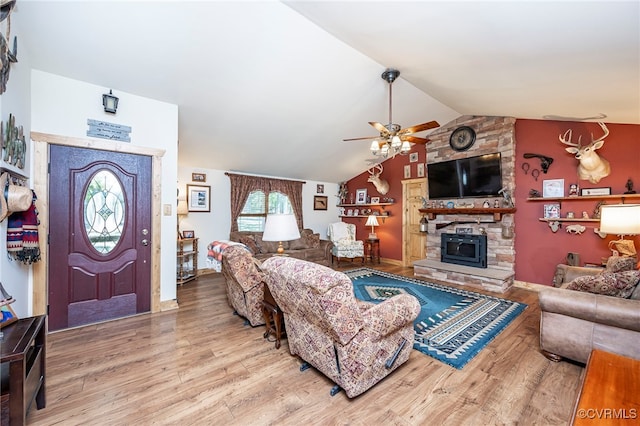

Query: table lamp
[[366, 215, 379, 239], [599, 204, 640, 256], [177, 199, 189, 238], [262, 214, 301, 255]]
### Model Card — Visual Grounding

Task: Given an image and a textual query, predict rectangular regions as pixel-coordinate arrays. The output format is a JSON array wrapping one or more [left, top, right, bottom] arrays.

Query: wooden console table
[[572, 349, 640, 425], [1, 315, 46, 425]]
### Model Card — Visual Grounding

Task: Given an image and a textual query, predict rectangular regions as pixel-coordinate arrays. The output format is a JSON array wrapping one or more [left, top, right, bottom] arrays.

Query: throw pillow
[[305, 233, 321, 248], [566, 270, 640, 298], [605, 255, 636, 273], [239, 236, 260, 254]]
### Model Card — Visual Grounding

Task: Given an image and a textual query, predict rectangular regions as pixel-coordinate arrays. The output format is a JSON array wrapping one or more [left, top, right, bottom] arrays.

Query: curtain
[[226, 173, 304, 232]]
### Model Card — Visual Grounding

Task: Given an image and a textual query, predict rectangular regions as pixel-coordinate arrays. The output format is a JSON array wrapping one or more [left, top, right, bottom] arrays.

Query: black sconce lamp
[[102, 89, 119, 114]]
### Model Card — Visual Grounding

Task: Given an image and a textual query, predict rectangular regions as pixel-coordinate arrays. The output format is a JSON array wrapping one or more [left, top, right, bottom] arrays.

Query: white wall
[[177, 167, 340, 271], [31, 70, 179, 303], [0, 13, 32, 317]]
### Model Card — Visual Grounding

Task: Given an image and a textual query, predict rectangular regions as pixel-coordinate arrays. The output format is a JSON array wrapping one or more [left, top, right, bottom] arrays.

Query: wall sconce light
[[102, 89, 119, 114]]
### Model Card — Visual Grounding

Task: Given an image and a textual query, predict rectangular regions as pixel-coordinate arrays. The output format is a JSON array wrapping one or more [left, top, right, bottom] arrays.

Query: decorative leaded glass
[[84, 170, 125, 254]]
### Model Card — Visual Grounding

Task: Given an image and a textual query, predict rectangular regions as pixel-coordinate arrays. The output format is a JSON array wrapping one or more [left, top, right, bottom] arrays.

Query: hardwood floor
[[27, 264, 584, 425]]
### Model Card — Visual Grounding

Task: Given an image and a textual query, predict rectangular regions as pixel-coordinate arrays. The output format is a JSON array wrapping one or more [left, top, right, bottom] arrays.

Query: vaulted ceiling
[[14, 1, 640, 183]]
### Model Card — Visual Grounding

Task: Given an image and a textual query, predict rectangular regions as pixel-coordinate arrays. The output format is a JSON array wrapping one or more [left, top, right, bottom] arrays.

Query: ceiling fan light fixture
[[380, 144, 390, 156], [401, 140, 411, 153], [391, 135, 402, 148], [370, 140, 380, 154]]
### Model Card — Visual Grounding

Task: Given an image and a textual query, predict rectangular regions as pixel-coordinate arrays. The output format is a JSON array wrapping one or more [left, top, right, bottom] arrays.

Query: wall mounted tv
[[427, 153, 503, 199]]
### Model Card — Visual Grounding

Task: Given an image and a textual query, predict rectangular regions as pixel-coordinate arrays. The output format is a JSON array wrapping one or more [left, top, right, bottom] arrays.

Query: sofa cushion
[[605, 255, 637, 273], [239, 235, 260, 255], [566, 270, 640, 298], [305, 233, 321, 248], [288, 236, 309, 250], [255, 235, 283, 253]]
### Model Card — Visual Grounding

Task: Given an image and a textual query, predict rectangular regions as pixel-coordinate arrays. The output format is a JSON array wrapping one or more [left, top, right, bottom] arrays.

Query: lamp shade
[[599, 204, 640, 235], [177, 200, 189, 216], [262, 214, 301, 242], [365, 215, 379, 227]]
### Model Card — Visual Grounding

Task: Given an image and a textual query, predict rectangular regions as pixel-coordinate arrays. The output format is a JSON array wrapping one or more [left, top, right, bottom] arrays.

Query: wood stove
[[440, 233, 487, 268]]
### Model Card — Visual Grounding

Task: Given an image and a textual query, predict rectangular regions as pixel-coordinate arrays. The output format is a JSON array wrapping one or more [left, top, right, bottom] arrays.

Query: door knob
[[141, 239, 149, 246]]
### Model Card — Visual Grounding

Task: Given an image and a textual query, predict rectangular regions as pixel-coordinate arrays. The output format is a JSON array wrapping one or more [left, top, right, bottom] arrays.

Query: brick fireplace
[[413, 116, 516, 292]]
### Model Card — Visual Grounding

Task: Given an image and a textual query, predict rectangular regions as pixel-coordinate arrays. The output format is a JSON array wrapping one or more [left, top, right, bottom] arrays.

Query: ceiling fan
[[344, 68, 440, 158]]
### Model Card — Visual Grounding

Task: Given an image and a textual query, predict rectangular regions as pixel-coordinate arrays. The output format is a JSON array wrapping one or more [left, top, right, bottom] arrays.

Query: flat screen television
[[427, 153, 503, 199]]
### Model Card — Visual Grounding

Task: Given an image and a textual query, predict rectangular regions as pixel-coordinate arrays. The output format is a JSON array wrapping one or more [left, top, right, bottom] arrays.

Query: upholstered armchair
[[327, 222, 365, 265], [221, 245, 265, 326], [261, 256, 420, 398]]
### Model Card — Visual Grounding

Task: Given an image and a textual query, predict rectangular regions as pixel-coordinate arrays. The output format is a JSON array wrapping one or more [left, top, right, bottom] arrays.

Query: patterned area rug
[[346, 268, 527, 369]]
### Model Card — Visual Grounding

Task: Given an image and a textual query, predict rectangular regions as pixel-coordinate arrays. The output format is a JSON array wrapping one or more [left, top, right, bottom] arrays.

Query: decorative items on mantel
[[418, 207, 516, 222]]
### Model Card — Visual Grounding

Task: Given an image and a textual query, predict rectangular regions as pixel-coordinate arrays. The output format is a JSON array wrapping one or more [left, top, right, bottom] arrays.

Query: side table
[[365, 238, 380, 264], [1, 315, 46, 426], [262, 285, 285, 349]]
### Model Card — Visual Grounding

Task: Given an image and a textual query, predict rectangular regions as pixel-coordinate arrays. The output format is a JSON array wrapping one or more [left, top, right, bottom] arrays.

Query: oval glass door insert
[[84, 169, 125, 254]]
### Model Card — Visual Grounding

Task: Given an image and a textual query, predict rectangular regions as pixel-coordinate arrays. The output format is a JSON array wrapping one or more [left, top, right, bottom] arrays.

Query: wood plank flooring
[[27, 264, 584, 425]]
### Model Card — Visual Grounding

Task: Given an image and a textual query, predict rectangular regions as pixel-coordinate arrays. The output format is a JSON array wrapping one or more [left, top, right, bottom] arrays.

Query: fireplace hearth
[[441, 233, 487, 268]]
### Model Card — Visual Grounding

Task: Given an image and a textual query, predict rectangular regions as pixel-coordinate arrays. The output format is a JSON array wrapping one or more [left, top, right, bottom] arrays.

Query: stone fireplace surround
[[413, 116, 516, 293]]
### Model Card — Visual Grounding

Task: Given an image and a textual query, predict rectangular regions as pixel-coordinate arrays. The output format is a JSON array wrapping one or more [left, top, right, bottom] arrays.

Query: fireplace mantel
[[419, 207, 516, 221]]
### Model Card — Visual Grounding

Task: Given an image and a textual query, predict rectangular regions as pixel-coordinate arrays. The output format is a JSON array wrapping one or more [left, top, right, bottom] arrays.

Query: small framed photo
[[543, 179, 565, 198], [417, 163, 425, 178], [404, 164, 411, 179], [544, 203, 561, 219], [182, 230, 195, 239], [355, 188, 367, 204], [313, 195, 328, 210], [370, 196, 380, 204], [316, 184, 324, 194], [0, 304, 18, 329], [581, 187, 611, 196], [187, 184, 211, 212], [409, 152, 419, 163], [191, 172, 206, 182]]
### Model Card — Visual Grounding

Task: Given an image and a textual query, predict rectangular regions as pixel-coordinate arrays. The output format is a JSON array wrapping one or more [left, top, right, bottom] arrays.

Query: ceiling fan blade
[[343, 135, 378, 141], [399, 120, 440, 135], [369, 121, 390, 136], [404, 135, 430, 144]]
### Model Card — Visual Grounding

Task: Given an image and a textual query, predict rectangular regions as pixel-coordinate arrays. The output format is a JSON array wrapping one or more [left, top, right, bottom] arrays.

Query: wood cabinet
[[177, 238, 198, 285], [1, 315, 46, 425]]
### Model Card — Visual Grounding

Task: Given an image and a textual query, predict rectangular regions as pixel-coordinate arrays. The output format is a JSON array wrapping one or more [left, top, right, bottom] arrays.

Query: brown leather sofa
[[539, 258, 640, 363], [229, 229, 333, 266]]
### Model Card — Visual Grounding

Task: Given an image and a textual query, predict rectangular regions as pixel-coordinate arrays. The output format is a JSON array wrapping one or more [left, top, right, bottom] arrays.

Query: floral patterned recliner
[[327, 222, 364, 265], [221, 245, 265, 326], [261, 256, 420, 398]]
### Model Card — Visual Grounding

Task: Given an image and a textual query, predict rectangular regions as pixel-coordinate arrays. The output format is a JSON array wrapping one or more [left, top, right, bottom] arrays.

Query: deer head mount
[[367, 164, 389, 195], [559, 122, 611, 184]]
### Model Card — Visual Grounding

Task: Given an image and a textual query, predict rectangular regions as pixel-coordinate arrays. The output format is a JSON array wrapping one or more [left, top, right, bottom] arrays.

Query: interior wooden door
[[48, 145, 152, 331], [402, 178, 427, 267]]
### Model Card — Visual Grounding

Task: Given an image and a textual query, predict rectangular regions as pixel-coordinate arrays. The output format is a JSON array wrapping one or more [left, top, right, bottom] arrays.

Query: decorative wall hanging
[[0, 0, 17, 95], [523, 153, 553, 174], [2, 113, 26, 169]]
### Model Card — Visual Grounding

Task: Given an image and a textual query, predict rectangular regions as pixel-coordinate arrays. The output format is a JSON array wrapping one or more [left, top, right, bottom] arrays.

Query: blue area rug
[[346, 268, 527, 369]]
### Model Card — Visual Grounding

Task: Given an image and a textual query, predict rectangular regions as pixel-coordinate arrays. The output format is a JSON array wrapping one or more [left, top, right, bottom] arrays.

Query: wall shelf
[[418, 207, 516, 221], [527, 194, 640, 202], [538, 218, 599, 223]]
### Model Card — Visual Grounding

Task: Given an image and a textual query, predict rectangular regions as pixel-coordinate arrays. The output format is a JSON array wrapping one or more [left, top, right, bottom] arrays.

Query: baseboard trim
[[160, 299, 180, 311]]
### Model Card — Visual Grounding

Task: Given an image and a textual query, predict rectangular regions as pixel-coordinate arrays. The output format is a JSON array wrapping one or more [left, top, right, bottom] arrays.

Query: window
[[237, 190, 293, 231]]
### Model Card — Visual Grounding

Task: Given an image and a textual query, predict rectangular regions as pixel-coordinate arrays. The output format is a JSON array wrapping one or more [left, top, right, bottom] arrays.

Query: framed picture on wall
[[409, 152, 419, 163], [417, 163, 425, 178], [313, 195, 328, 210], [187, 184, 211, 212], [542, 179, 564, 198], [355, 188, 367, 204], [191, 172, 206, 182], [404, 164, 411, 179]]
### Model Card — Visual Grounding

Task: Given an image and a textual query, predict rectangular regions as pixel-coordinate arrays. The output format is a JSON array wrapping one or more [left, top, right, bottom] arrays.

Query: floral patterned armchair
[[327, 222, 364, 265], [261, 256, 420, 398], [221, 245, 265, 326]]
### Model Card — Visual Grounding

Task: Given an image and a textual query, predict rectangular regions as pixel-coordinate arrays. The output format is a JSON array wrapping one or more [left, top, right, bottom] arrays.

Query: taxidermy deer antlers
[[559, 122, 610, 184], [367, 164, 390, 195]]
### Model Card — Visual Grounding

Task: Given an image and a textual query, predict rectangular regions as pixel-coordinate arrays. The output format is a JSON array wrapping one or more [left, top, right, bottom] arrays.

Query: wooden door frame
[[402, 178, 427, 267], [31, 132, 165, 317]]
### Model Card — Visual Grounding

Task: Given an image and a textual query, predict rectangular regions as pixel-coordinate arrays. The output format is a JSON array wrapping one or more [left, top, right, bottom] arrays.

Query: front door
[[48, 145, 152, 331], [402, 178, 427, 266]]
